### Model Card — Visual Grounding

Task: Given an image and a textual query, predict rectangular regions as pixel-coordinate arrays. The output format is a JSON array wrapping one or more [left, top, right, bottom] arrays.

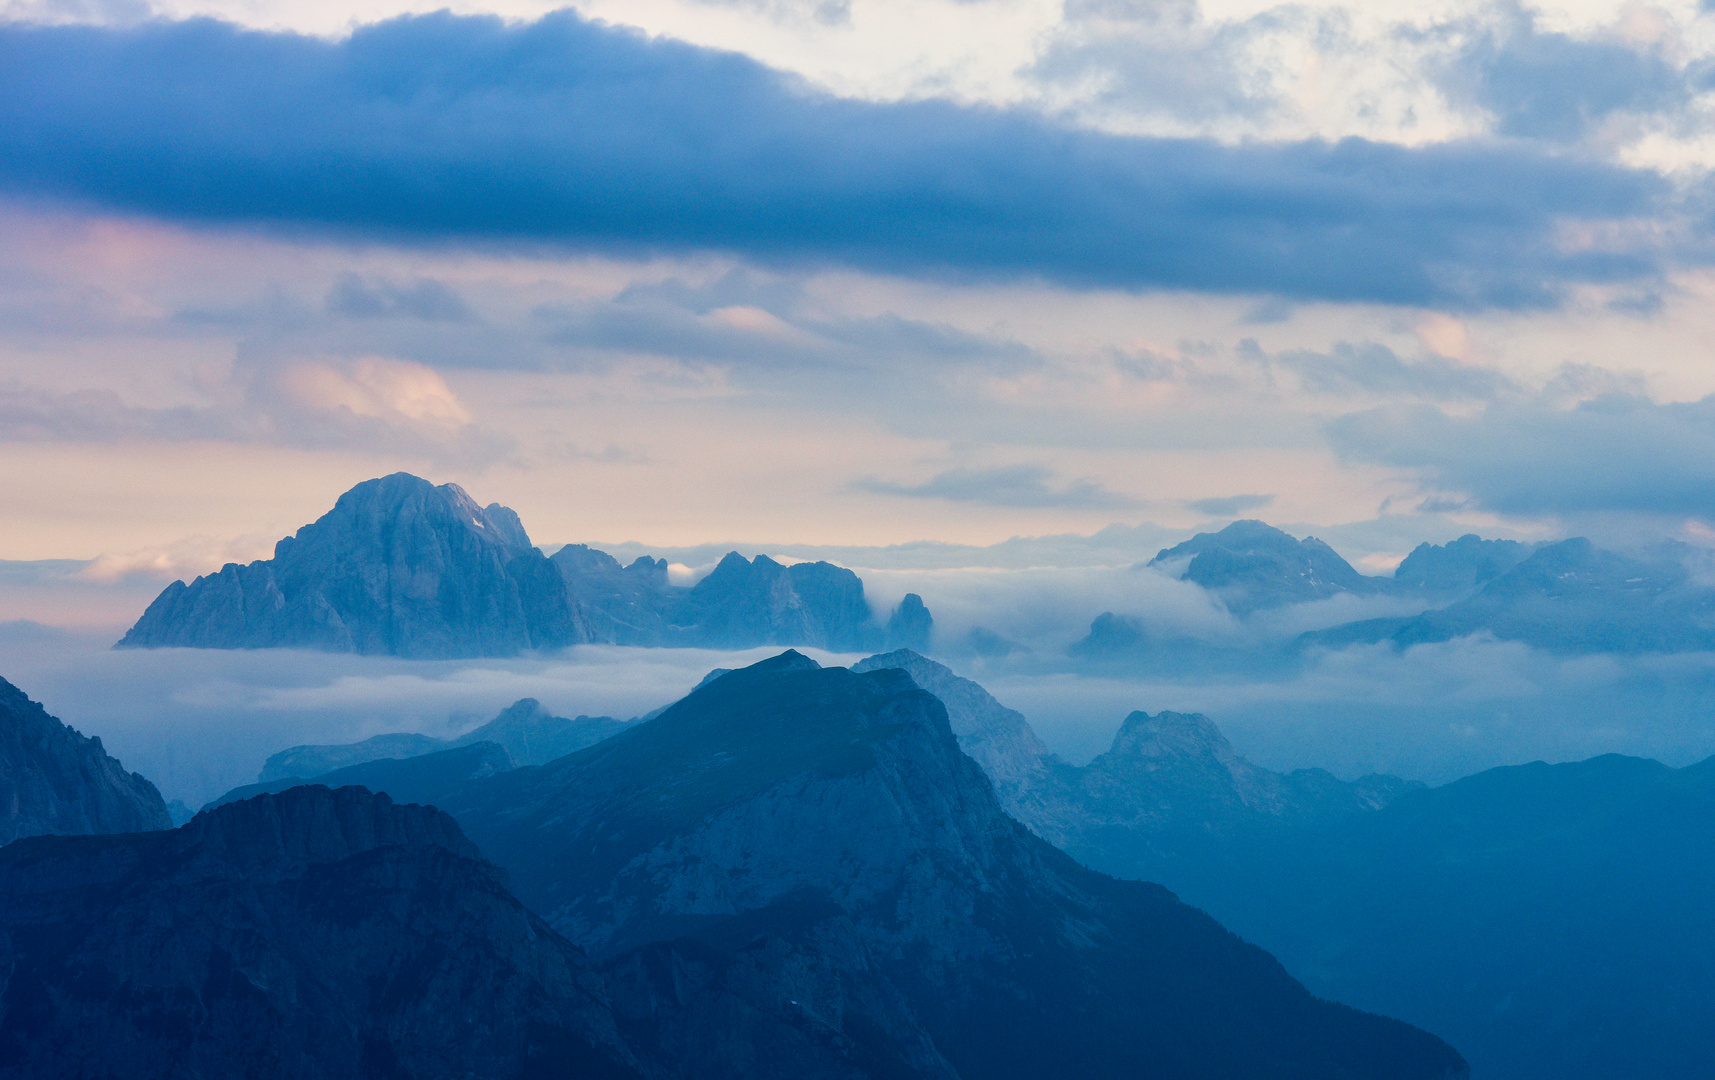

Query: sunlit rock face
[[0, 675, 170, 844], [0, 785, 645, 1080], [444, 651, 1469, 1080], [118, 472, 585, 658], [118, 472, 918, 658]]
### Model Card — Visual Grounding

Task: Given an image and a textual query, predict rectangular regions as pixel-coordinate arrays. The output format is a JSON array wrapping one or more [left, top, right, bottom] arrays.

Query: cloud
[[1329, 392, 1715, 520], [1277, 341, 1516, 400], [0, 356, 510, 464], [1435, 8, 1690, 144], [325, 274, 473, 322], [0, 11, 1672, 308], [855, 464, 1141, 510], [539, 269, 1038, 379], [1186, 493, 1273, 516]]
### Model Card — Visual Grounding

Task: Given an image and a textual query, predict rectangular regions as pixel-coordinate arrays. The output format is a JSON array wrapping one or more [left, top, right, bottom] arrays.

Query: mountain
[[1165, 752, 1715, 1080], [455, 697, 629, 764], [884, 593, 933, 651], [554, 546, 897, 651], [441, 652, 1467, 1080], [208, 741, 516, 811], [850, 649, 1081, 846], [862, 656, 1714, 1080], [0, 785, 644, 1080], [851, 651, 1409, 864], [258, 698, 629, 783], [0, 675, 170, 843], [1390, 534, 1535, 600], [1064, 709, 1417, 877], [1305, 537, 1715, 654], [260, 731, 447, 781], [120, 473, 920, 657], [1149, 519, 1380, 614], [118, 473, 585, 658]]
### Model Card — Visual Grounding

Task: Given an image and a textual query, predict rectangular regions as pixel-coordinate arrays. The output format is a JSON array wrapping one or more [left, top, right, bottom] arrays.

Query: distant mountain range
[[1079, 519, 1715, 659], [118, 473, 931, 658]]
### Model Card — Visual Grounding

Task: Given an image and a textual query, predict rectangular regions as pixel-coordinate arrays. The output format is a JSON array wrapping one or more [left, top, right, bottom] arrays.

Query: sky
[[8, 0, 1715, 795], [4, 0, 1715, 575]]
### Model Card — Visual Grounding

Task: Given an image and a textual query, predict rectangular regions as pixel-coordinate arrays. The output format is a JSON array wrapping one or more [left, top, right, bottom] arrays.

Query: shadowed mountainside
[[0, 676, 169, 844], [439, 652, 1467, 1080], [0, 785, 644, 1080]]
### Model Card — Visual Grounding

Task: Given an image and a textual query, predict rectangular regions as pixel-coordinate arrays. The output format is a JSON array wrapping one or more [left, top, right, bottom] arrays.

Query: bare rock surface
[[118, 473, 585, 658]]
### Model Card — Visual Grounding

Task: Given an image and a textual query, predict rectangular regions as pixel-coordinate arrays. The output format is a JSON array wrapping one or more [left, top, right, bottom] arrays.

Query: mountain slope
[[1150, 519, 1379, 614], [118, 473, 585, 658], [1171, 752, 1715, 1080], [0, 676, 170, 843], [443, 652, 1467, 1080], [0, 785, 642, 1080]]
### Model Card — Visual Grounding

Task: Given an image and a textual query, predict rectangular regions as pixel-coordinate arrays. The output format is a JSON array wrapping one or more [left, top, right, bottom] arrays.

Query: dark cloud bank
[[0, 10, 1671, 307]]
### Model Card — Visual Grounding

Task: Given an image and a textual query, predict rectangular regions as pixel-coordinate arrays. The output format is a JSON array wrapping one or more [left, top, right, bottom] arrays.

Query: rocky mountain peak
[[119, 472, 585, 657], [1106, 709, 1241, 767]]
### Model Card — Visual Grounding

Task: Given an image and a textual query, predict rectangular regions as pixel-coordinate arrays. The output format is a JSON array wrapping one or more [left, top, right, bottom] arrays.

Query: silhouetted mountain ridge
[[0, 676, 170, 843]]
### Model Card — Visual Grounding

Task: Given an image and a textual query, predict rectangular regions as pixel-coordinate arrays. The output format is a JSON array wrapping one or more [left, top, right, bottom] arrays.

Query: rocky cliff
[[442, 652, 1468, 1080], [0, 785, 643, 1080], [0, 676, 169, 844], [118, 473, 585, 658], [120, 473, 918, 657], [554, 546, 900, 651]]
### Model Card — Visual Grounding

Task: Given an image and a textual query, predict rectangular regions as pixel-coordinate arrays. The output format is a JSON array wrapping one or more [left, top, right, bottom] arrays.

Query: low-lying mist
[[7, 619, 1715, 809]]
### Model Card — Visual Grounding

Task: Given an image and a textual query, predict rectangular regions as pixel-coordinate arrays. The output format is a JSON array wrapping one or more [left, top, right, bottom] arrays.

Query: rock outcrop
[[0, 676, 170, 844], [118, 473, 585, 658], [442, 652, 1468, 1080], [0, 785, 644, 1080], [555, 547, 894, 651]]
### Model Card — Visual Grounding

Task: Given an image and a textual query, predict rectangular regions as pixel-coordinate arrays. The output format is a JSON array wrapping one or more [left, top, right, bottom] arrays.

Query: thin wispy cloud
[[856, 465, 1141, 510]]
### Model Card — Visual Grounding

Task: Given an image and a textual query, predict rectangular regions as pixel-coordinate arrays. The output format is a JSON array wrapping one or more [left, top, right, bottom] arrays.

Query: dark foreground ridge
[[118, 473, 924, 658], [0, 676, 169, 844], [441, 651, 1468, 1080], [0, 785, 643, 1080]]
